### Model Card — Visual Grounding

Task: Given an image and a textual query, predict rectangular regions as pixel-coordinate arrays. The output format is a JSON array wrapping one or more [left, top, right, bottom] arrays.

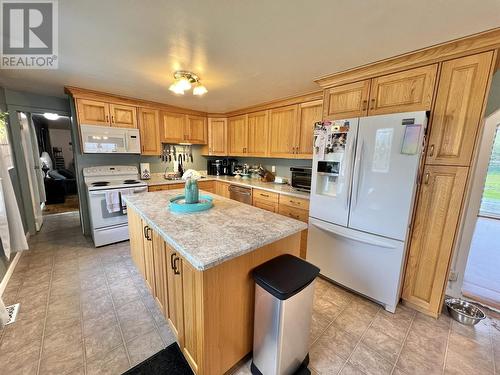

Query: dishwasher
[[229, 185, 252, 205]]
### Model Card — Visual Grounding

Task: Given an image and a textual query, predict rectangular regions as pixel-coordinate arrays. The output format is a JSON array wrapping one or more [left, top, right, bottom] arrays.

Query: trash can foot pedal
[[250, 354, 310, 375]]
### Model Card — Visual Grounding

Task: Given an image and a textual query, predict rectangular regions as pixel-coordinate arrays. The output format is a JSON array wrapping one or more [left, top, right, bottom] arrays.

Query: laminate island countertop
[[123, 190, 307, 271]]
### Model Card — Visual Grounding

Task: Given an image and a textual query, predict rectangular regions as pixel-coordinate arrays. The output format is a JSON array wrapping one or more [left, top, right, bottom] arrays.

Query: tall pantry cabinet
[[402, 51, 496, 316]]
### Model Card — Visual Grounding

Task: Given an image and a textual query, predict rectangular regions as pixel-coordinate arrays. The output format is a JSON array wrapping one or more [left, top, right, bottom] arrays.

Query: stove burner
[[123, 180, 141, 184], [92, 181, 109, 186]]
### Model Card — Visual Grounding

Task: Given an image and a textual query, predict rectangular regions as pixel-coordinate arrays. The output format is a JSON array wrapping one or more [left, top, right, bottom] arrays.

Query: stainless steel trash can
[[251, 254, 320, 375]]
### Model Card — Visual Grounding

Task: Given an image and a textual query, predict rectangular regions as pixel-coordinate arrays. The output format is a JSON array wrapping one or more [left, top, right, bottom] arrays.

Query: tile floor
[[1, 212, 499, 375]]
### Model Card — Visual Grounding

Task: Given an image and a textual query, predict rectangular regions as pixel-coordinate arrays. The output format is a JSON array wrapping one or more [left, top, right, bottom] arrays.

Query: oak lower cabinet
[[127, 208, 146, 277], [425, 52, 494, 166], [128, 206, 301, 375], [402, 165, 468, 317], [138, 108, 161, 155], [166, 246, 185, 345], [252, 188, 279, 213], [152, 230, 168, 314], [142, 224, 156, 294], [215, 181, 230, 198]]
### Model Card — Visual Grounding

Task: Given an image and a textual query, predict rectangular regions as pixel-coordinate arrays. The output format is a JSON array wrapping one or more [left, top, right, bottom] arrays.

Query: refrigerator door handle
[[351, 139, 364, 210], [345, 133, 356, 210], [311, 220, 398, 249]]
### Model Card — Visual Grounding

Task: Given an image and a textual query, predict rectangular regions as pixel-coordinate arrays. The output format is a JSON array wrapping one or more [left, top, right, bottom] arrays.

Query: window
[[0, 112, 14, 169], [480, 125, 500, 217]]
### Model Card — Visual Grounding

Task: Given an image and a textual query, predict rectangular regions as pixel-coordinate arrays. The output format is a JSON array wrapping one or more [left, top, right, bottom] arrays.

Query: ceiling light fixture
[[169, 70, 208, 96], [43, 113, 60, 120]]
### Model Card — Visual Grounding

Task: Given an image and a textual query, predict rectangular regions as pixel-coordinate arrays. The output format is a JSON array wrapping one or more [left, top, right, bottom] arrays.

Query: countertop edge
[[145, 177, 310, 199], [124, 198, 308, 271]]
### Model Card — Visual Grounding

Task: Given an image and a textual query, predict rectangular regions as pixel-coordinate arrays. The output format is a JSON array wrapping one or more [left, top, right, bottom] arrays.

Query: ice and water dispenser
[[313, 121, 350, 198]]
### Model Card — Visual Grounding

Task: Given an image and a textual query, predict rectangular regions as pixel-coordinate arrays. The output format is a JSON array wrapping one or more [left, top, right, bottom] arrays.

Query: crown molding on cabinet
[[65, 86, 207, 116], [315, 27, 500, 88]]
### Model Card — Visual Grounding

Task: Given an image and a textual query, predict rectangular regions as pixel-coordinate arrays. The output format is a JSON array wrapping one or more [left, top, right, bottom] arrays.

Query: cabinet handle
[[424, 172, 430, 185], [260, 193, 269, 198], [170, 252, 176, 270], [111, 115, 115, 123], [173, 256, 180, 275], [143, 225, 149, 239], [105, 115, 109, 123], [370, 98, 376, 110], [429, 144, 435, 157], [146, 227, 152, 241], [362, 100, 368, 111]]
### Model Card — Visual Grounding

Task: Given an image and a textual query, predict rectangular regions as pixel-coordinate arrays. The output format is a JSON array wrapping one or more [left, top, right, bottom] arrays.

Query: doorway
[[30, 113, 79, 216], [453, 109, 500, 310]]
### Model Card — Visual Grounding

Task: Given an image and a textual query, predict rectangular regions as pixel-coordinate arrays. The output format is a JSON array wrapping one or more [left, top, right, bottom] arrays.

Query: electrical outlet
[[271, 165, 276, 173]]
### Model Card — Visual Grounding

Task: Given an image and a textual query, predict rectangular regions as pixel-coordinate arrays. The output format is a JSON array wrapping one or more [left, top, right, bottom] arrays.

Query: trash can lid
[[252, 254, 320, 300]]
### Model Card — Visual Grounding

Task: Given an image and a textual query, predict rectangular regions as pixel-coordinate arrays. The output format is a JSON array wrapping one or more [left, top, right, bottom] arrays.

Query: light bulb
[[43, 112, 59, 120], [176, 77, 192, 91], [193, 84, 208, 96], [169, 82, 185, 95]]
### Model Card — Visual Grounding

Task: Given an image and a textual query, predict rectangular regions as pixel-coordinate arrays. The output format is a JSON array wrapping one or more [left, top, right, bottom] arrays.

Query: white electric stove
[[83, 165, 148, 246]]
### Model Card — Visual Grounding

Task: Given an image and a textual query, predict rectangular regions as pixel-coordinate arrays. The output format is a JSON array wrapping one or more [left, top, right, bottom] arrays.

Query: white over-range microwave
[[80, 124, 141, 154]]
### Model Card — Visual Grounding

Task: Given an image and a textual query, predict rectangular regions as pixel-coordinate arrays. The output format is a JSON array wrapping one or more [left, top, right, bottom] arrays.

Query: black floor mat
[[123, 343, 194, 375]]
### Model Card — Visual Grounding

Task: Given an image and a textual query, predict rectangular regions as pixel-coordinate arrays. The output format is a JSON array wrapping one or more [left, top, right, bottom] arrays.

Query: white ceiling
[[2, 0, 500, 113]]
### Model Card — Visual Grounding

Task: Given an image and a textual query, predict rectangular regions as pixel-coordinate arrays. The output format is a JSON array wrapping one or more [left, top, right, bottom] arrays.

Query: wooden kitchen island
[[124, 190, 307, 375]]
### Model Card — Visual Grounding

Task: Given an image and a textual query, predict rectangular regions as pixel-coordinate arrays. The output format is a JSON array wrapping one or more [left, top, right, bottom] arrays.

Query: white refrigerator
[[306, 111, 427, 312]]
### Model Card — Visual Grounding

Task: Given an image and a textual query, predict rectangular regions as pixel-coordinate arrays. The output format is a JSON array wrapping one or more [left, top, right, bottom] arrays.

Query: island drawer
[[278, 204, 308, 223], [253, 188, 279, 203], [253, 198, 278, 213], [279, 195, 310, 210]]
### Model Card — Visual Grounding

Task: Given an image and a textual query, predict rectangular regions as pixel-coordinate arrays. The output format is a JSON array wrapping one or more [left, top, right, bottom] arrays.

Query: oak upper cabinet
[[138, 108, 161, 155], [368, 64, 437, 115], [247, 111, 269, 156], [206, 118, 227, 156], [296, 100, 323, 158], [402, 165, 468, 317], [268, 105, 298, 158], [426, 52, 494, 166], [228, 115, 248, 156], [323, 80, 370, 120], [109, 103, 138, 128], [186, 115, 207, 144], [161, 112, 186, 143], [166, 244, 185, 345], [76, 99, 111, 126]]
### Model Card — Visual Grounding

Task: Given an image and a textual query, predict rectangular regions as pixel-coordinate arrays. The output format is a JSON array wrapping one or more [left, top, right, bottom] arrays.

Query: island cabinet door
[[142, 222, 156, 295], [152, 230, 168, 314], [127, 208, 146, 277], [166, 245, 185, 345], [181, 260, 204, 374]]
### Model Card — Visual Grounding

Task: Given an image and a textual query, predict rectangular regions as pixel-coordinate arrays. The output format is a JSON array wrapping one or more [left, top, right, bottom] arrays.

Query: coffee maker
[[207, 158, 238, 176]]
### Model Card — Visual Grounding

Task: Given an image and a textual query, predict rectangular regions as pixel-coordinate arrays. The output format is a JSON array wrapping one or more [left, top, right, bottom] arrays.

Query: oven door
[[87, 187, 147, 229]]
